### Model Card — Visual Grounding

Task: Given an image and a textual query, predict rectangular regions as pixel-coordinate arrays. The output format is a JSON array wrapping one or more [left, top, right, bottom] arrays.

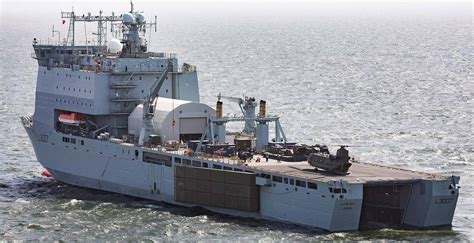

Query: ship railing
[[148, 52, 177, 59], [147, 145, 244, 165], [194, 152, 244, 166]]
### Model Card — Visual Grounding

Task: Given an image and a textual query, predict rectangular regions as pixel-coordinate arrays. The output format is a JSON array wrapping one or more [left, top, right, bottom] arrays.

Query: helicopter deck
[[245, 158, 447, 184]]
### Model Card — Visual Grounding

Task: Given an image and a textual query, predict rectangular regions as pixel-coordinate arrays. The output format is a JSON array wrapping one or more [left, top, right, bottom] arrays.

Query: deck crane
[[138, 61, 173, 145], [217, 93, 257, 135]]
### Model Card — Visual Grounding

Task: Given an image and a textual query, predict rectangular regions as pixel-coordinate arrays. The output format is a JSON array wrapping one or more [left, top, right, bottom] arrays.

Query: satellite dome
[[135, 13, 146, 23], [108, 39, 122, 54], [122, 13, 135, 24]]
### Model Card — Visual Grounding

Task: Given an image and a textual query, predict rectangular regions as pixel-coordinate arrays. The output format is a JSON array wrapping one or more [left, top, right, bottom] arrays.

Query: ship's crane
[[217, 93, 257, 135], [138, 61, 173, 145]]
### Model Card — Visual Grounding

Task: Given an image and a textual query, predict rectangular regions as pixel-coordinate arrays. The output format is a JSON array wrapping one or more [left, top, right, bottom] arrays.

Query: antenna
[[130, 0, 134, 13], [61, 9, 122, 47], [52, 25, 61, 44]]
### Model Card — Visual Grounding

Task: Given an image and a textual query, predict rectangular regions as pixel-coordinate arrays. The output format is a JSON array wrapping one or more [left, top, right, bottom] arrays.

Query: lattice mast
[[61, 9, 122, 46]]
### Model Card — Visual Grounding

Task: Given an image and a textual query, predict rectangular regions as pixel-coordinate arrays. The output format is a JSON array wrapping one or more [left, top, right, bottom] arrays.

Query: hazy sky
[[1, 0, 470, 44]]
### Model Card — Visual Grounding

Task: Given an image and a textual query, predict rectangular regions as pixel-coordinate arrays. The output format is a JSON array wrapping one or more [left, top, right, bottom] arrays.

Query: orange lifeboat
[[58, 113, 86, 126]]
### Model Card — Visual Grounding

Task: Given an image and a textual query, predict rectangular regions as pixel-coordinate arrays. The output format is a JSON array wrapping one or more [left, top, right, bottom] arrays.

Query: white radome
[[122, 12, 135, 24], [108, 39, 122, 53], [135, 13, 146, 23]]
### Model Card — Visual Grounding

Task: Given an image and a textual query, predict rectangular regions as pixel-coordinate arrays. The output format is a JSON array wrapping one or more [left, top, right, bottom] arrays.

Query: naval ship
[[22, 3, 460, 232]]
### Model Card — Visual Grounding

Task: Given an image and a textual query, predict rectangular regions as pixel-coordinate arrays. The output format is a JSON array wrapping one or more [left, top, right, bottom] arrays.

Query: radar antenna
[[61, 9, 122, 46]]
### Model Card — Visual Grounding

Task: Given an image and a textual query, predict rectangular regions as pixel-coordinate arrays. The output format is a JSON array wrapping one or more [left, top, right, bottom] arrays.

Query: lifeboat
[[58, 113, 86, 126]]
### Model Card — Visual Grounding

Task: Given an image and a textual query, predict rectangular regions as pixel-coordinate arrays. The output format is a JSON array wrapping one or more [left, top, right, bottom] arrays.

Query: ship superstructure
[[22, 3, 460, 232]]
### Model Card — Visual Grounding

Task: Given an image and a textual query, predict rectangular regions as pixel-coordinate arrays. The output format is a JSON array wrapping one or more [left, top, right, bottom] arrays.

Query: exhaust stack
[[259, 100, 266, 117]]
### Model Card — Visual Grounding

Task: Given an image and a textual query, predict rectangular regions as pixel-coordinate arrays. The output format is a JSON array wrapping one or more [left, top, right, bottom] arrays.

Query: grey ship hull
[[23, 123, 459, 232]]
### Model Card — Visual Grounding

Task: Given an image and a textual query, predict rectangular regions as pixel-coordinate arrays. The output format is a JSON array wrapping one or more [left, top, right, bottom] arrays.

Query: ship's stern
[[403, 177, 460, 228]]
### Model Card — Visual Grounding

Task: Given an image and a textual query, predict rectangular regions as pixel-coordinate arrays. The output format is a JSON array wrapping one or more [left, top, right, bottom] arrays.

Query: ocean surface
[[0, 2, 472, 241]]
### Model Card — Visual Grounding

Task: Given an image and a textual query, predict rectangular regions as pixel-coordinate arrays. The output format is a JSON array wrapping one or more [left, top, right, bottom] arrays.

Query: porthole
[[56, 86, 58, 89], [139, 77, 142, 80]]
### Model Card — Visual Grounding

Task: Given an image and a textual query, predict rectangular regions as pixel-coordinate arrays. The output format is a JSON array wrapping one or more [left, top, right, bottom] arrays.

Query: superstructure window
[[308, 182, 318, 190], [143, 152, 172, 166], [212, 164, 222, 169], [183, 159, 191, 165], [174, 157, 182, 164], [328, 188, 347, 194], [296, 180, 306, 187], [284, 178, 288, 184], [272, 176, 283, 183], [192, 160, 201, 167]]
